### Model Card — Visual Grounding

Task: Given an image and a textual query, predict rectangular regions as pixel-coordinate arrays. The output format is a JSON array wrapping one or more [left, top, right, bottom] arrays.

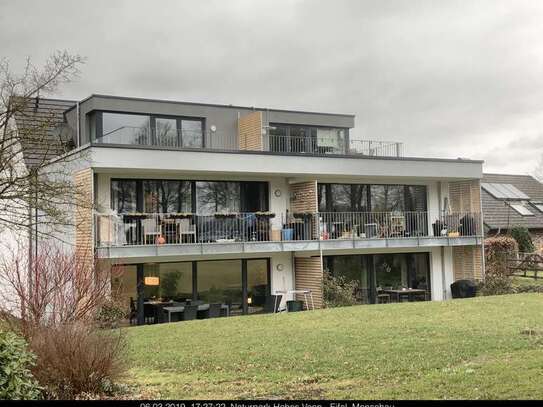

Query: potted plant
[[167, 212, 193, 219], [255, 211, 276, 219], [214, 212, 238, 219], [124, 212, 149, 219]]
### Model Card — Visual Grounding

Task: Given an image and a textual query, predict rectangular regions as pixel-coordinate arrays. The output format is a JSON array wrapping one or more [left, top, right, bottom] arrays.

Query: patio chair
[[142, 218, 162, 245], [176, 218, 197, 243], [181, 304, 198, 321], [264, 294, 283, 313], [199, 303, 222, 319]]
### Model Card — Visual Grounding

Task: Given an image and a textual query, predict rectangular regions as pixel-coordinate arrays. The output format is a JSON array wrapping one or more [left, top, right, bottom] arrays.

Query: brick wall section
[[453, 246, 483, 281], [449, 180, 481, 213], [294, 257, 323, 309], [238, 111, 262, 151], [74, 168, 94, 263]]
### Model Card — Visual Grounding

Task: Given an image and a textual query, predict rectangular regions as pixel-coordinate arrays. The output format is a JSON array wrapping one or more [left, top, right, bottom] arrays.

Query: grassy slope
[[125, 293, 543, 399]]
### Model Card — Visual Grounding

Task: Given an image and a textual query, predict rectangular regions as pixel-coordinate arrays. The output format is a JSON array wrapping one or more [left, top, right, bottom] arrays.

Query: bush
[[96, 299, 127, 329], [323, 272, 359, 307], [29, 323, 125, 399], [510, 226, 535, 253], [0, 331, 42, 400], [481, 236, 518, 296]]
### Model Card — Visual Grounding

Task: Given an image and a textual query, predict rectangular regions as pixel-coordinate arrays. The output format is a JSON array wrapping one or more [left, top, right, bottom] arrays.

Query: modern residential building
[[482, 173, 543, 250], [14, 95, 485, 324]]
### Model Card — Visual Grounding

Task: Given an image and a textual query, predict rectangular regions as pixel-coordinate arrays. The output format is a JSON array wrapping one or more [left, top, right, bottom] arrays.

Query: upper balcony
[[94, 210, 483, 260], [94, 125, 403, 158]]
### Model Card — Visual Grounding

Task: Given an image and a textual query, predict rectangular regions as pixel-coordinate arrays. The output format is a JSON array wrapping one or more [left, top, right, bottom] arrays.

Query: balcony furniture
[[181, 304, 198, 321], [274, 289, 315, 311], [382, 288, 427, 303], [376, 287, 391, 304], [176, 218, 197, 243], [141, 218, 161, 245], [198, 303, 222, 319], [389, 215, 406, 237], [265, 294, 283, 313], [364, 223, 378, 238]]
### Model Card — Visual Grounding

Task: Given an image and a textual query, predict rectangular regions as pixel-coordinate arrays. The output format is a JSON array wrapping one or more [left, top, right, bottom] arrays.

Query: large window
[[318, 183, 426, 213], [324, 253, 430, 304], [247, 259, 270, 314], [143, 180, 192, 213], [197, 260, 243, 315], [95, 111, 204, 148], [143, 262, 193, 302], [111, 180, 137, 213], [269, 124, 348, 154], [196, 181, 241, 215], [111, 179, 268, 215]]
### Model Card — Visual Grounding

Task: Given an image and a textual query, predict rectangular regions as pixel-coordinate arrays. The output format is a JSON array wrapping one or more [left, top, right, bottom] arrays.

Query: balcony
[[94, 211, 482, 259], [93, 125, 403, 158]]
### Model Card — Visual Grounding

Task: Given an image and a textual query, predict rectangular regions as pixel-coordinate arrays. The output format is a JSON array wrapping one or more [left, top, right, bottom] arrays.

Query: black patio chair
[[199, 303, 222, 319], [264, 294, 283, 313], [181, 304, 198, 321]]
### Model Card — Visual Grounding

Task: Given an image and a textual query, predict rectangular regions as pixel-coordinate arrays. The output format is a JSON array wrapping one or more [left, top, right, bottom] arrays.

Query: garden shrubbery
[[480, 236, 518, 296], [323, 272, 359, 307], [510, 226, 535, 253], [0, 330, 42, 400]]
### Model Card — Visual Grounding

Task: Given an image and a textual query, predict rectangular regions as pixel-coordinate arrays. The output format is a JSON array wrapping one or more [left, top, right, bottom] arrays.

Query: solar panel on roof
[[509, 203, 534, 216], [481, 183, 529, 200]]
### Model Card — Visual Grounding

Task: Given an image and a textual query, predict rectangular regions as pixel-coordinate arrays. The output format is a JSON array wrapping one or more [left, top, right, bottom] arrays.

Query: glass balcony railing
[[93, 125, 404, 158]]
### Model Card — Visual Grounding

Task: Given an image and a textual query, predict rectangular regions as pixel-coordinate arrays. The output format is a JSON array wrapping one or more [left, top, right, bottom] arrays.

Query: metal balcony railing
[[94, 211, 481, 248], [93, 125, 404, 158]]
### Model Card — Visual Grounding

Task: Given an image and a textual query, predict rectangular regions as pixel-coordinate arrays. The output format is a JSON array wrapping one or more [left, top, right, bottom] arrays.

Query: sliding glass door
[[324, 253, 430, 304]]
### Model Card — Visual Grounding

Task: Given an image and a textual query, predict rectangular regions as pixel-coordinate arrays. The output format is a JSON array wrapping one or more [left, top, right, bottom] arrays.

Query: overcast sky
[[1, 0, 543, 174]]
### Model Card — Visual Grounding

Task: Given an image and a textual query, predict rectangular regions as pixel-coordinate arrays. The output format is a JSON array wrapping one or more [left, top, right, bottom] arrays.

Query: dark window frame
[[94, 110, 206, 148]]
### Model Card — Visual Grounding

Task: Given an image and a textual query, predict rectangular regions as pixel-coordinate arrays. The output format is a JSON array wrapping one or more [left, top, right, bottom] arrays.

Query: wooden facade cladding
[[74, 168, 94, 263], [238, 111, 263, 151], [289, 181, 318, 213], [453, 246, 483, 281], [449, 180, 481, 213], [294, 256, 323, 309]]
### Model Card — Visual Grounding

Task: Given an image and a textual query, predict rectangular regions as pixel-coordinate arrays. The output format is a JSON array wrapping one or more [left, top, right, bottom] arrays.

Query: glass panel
[[156, 118, 178, 147], [405, 186, 427, 211], [240, 182, 268, 212], [102, 112, 150, 145], [247, 259, 269, 314], [407, 253, 429, 291], [181, 120, 203, 147], [196, 181, 240, 215], [197, 260, 242, 315], [316, 128, 345, 154], [371, 185, 405, 212], [324, 255, 369, 304], [268, 125, 288, 152], [143, 180, 192, 213], [330, 184, 352, 212], [317, 184, 327, 212], [143, 262, 193, 302], [111, 180, 137, 213], [374, 254, 407, 289]]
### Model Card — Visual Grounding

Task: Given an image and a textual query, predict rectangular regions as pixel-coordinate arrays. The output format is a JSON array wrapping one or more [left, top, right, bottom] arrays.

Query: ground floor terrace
[[111, 245, 479, 325]]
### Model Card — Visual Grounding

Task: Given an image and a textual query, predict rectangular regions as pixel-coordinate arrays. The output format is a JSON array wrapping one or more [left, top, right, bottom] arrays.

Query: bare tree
[[0, 51, 88, 241], [0, 241, 122, 338]]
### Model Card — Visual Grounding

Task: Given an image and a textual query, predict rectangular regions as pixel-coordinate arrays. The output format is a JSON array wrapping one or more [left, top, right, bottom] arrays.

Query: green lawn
[[125, 293, 543, 399]]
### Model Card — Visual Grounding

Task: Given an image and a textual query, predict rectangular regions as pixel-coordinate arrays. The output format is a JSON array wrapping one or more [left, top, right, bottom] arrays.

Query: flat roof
[[65, 93, 356, 118]]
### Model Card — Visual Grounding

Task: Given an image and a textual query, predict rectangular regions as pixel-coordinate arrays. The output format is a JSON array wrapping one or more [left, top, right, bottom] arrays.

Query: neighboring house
[[14, 94, 485, 324], [482, 173, 543, 250]]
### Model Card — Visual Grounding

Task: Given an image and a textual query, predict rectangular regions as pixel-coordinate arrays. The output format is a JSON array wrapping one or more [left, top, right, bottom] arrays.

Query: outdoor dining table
[[382, 288, 426, 302], [162, 303, 230, 322]]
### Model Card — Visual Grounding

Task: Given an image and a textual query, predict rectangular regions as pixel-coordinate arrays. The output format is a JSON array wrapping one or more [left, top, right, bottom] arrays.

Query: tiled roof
[[482, 173, 543, 230], [11, 96, 76, 168]]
